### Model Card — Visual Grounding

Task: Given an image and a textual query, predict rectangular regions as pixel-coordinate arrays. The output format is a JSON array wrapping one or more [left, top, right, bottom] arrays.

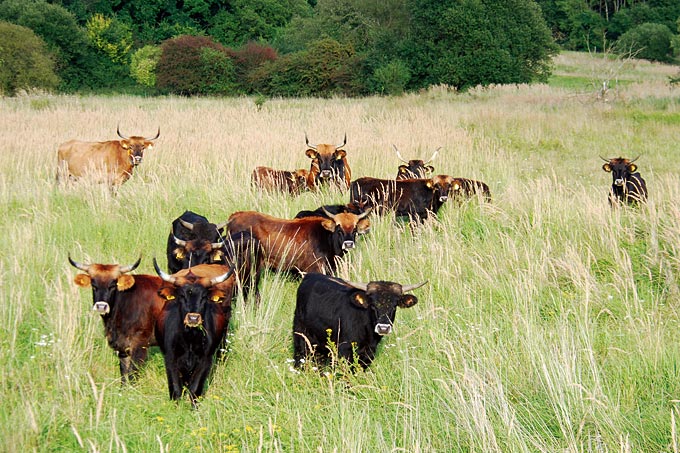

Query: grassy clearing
[[1, 52, 680, 451]]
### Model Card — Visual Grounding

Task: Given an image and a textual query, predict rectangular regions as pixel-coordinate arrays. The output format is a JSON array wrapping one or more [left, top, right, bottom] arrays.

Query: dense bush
[[156, 35, 238, 96], [86, 14, 133, 64], [250, 38, 367, 97], [615, 22, 675, 62], [130, 45, 161, 88], [372, 60, 411, 95], [0, 21, 60, 95], [227, 42, 278, 91]]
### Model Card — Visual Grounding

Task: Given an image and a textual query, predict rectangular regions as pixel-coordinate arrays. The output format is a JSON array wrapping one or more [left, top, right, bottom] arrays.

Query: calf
[[69, 255, 166, 383], [293, 273, 426, 369], [450, 177, 492, 204], [227, 209, 370, 275], [154, 262, 233, 406], [251, 166, 309, 195], [394, 145, 439, 180], [601, 156, 648, 206]]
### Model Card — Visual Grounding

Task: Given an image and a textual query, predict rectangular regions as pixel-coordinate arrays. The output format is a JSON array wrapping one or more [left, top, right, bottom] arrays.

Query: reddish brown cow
[[251, 166, 309, 194], [227, 209, 370, 275], [57, 126, 160, 186], [69, 255, 166, 383], [305, 134, 352, 190], [450, 177, 492, 203]]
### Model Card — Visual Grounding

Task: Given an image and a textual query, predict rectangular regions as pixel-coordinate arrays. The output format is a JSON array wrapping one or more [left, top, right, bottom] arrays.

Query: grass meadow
[[1, 51, 680, 452]]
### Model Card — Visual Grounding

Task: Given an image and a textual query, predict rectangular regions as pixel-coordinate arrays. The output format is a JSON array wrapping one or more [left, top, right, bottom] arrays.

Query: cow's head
[[171, 235, 226, 269], [154, 260, 232, 329], [305, 134, 347, 182], [320, 208, 371, 254], [290, 169, 310, 192], [428, 174, 458, 203], [117, 125, 160, 166], [601, 156, 639, 187], [394, 146, 439, 180], [69, 255, 141, 315], [345, 280, 426, 335]]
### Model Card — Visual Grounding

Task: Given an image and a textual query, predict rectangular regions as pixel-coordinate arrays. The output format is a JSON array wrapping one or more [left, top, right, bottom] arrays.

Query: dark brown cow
[[350, 175, 455, 222], [305, 134, 352, 190], [251, 166, 309, 194], [601, 156, 648, 206], [69, 255, 166, 383], [450, 177, 492, 204], [394, 145, 439, 180], [57, 126, 160, 186], [227, 209, 370, 275], [154, 262, 233, 406]]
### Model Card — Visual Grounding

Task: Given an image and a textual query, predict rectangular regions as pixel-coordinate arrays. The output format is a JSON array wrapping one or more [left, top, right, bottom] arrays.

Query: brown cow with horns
[[304, 133, 352, 190], [57, 126, 160, 186]]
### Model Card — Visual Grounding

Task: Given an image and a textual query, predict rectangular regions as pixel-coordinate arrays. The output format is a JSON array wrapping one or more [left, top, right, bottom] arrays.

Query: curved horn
[[357, 207, 372, 219], [215, 220, 228, 231], [599, 155, 611, 162], [401, 281, 428, 292], [425, 148, 441, 164], [305, 133, 317, 150], [147, 127, 160, 141], [173, 234, 187, 247], [321, 206, 338, 221], [68, 254, 90, 272], [393, 145, 408, 164], [116, 124, 129, 140], [209, 268, 234, 286], [153, 257, 176, 283], [211, 241, 225, 250], [336, 133, 347, 149], [345, 281, 369, 291], [629, 155, 641, 163], [119, 256, 142, 274], [179, 218, 195, 231]]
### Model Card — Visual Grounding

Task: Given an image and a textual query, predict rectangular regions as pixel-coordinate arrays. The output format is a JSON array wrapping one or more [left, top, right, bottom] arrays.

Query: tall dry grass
[[1, 52, 679, 451]]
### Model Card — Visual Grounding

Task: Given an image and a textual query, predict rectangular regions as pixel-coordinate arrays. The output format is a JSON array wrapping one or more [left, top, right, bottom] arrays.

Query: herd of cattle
[[59, 128, 648, 406]]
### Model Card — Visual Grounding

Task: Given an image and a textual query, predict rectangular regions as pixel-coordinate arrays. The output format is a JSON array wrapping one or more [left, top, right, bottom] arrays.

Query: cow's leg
[[293, 330, 314, 367], [128, 346, 149, 381], [187, 357, 214, 407], [118, 352, 132, 384], [164, 356, 183, 400]]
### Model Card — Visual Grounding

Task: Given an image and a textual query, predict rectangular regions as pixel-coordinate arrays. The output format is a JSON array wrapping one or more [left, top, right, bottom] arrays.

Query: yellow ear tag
[[212, 295, 223, 303], [166, 295, 175, 301], [426, 181, 433, 188], [175, 252, 184, 259]]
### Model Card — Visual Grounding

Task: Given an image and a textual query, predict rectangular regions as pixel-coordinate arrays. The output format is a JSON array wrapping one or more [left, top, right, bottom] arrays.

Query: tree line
[[1, 0, 678, 97]]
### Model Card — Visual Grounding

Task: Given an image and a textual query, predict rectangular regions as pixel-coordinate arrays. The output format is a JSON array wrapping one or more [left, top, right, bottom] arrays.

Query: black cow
[[601, 156, 648, 206], [394, 145, 439, 180], [154, 261, 233, 406], [69, 255, 166, 383], [294, 200, 367, 219], [293, 273, 426, 369]]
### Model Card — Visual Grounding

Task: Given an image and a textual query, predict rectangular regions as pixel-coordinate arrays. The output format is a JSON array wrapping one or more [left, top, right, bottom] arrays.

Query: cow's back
[[57, 139, 125, 179]]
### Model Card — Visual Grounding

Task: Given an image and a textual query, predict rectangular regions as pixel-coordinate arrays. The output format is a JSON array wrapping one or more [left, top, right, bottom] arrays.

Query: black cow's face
[[351, 282, 418, 335], [321, 212, 371, 254], [306, 145, 346, 181], [172, 239, 225, 269], [603, 158, 637, 187], [159, 280, 228, 329], [397, 160, 435, 179], [70, 258, 139, 315]]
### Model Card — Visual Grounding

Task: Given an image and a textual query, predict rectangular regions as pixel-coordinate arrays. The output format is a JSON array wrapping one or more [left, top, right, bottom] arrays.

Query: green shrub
[[156, 35, 237, 96], [0, 21, 59, 95], [130, 45, 161, 87], [373, 60, 411, 95], [86, 13, 133, 64], [615, 22, 674, 62]]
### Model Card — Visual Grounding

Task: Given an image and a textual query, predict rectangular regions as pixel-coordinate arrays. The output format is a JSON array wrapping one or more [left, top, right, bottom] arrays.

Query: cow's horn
[[153, 257, 176, 283], [179, 219, 195, 231], [402, 281, 428, 292], [345, 281, 369, 291], [305, 133, 317, 150], [321, 206, 338, 221], [215, 220, 228, 231], [173, 234, 187, 247], [209, 268, 234, 286], [599, 155, 611, 162], [148, 127, 160, 141], [393, 145, 408, 163], [119, 256, 142, 273], [357, 207, 372, 219], [336, 133, 347, 149], [211, 241, 224, 250], [68, 254, 90, 272], [116, 124, 129, 140], [630, 155, 641, 163], [425, 148, 441, 164]]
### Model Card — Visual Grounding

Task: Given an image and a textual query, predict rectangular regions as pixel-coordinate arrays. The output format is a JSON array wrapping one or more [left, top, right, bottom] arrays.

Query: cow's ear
[[321, 219, 336, 232], [212, 250, 224, 262], [351, 292, 369, 309], [628, 164, 637, 173], [145, 144, 154, 151], [452, 182, 461, 191], [426, 180, 434, 189], [305, 149, 318, 159], [74, 274, 91, 287], [426, 165, 435, 173], [357, 218, 370, 235], [398, 165, 408, 174], [602, 163, 612, 172], [210, 289, 228, 304], [158, 287, 176, 301], [399, 295, 418, 308], [173, 248, 185, 260], [335, 149, 346, 159], [117, 274, 135, 291], [120, 141, 129, 149]]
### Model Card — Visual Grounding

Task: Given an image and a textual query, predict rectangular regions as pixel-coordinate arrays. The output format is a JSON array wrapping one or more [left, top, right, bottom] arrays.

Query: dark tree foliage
[[0, 20, 60, 95], [226, 41, 278, 91], [407, 0, 558, 91], [156, 35, 237, 95], [615, 22, 674, 62]]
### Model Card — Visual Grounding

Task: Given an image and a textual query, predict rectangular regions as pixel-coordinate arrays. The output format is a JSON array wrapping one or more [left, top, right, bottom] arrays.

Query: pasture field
[[1, 52, 680, 452]]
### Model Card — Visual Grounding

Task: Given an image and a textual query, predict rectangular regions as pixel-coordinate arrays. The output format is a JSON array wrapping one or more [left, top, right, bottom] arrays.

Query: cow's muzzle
[[342, 240, 355, 250], [374, 323, 392, 336], [184, 313, 203, 328], [439, 195, 448, 202], [614, 178, 625, 186], [132, 156, 143, 165], [320, 170, 332, 179], [92, 302, 110, 314]]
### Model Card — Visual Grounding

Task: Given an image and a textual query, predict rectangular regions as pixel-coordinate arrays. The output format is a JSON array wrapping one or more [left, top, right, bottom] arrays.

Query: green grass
[[1, 52, 680, 451]]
